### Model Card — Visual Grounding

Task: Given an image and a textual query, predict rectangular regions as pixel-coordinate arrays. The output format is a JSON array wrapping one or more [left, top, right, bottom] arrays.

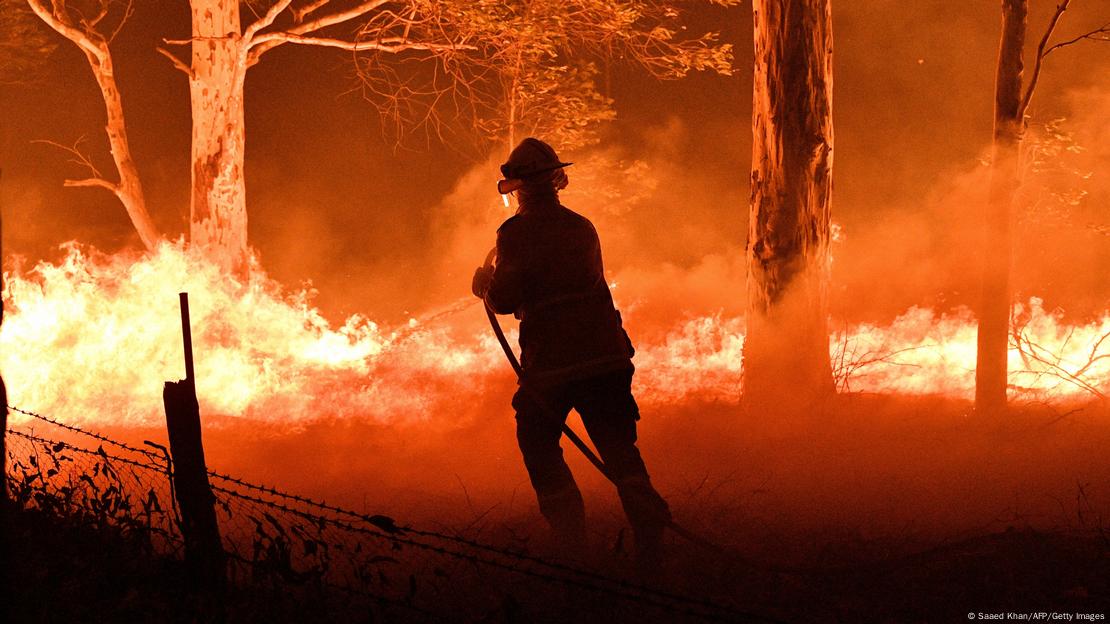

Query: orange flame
[[2, 244, 1107, 428]]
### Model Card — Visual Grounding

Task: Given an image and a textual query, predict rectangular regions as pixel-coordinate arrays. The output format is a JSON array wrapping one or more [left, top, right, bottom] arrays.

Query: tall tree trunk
[[743, 0, 835, 402], [24, 0, 160, 250], [189, 0, 249, 275], [87, 49, 161, 251], [976, 0, 1026, 413]]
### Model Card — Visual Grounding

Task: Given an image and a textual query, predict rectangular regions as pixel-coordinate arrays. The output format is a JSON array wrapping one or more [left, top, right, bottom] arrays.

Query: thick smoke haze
[[3, 4, 1110, 592], [5, 2, 1108, 325]]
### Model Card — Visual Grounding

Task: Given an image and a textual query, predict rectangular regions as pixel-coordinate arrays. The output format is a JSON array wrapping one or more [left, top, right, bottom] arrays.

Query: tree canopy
[[0, 0, 58, 85]]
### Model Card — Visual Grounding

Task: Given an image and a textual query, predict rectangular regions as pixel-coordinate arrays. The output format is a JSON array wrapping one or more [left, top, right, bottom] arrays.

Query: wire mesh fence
[[5, 428, 182, 557], [5, 404, 770, 623]]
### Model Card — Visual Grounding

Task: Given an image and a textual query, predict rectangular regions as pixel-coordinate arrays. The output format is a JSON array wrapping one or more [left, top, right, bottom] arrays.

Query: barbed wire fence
[[5, 404, 775, 623]]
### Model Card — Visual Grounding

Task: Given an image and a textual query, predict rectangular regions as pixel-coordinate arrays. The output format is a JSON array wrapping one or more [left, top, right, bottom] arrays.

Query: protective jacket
[[486, 195, 633, 386]]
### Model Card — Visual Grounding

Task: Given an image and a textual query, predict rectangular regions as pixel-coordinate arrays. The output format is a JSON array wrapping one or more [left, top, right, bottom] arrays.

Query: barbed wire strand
[[206, 467, 763, 620], [6, 429, 184, 553], [6, 407, 775, 623], [7, 428, 168, 474], [8, 405, 162, 460], [210, 483, 765, 623], [221, 549, 440, 623]]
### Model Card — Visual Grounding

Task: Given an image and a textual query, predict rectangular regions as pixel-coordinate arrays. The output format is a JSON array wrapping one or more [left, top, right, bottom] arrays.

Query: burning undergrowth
[[2, 241, 1108, 430], [0, 241, 499, 427]]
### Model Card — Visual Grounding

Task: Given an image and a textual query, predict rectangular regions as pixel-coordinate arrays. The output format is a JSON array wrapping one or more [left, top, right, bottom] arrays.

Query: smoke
[[383, 79, 1110, 336], [1012, 87, 1110, 317], [830, 87, 1110, 325], [6, 84, 1110, 432], [416, 118, 748, 337], [4, 3, 1110, 555]]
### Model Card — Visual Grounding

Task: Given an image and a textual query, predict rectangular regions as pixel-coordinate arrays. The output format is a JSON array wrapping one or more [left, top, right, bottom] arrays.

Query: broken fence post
[[163, 292, 226, 592]]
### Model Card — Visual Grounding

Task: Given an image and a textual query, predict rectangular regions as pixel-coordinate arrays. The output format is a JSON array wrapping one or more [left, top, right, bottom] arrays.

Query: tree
[[24, 0, 161, 251], [24, 1, 735, 274], [742, 0, 835, 403], [976, 0, 1109, 412], [460, 0, 736, 154], [22, 0, 480, 271], [149, 0, 483, 274]]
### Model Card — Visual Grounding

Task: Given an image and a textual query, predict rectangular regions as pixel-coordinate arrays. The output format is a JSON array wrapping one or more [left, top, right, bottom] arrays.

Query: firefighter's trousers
[[512, 370, 670, 543]]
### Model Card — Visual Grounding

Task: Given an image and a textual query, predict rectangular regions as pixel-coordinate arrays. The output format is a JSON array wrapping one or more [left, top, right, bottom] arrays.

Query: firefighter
[[471, 137, 670, 571]]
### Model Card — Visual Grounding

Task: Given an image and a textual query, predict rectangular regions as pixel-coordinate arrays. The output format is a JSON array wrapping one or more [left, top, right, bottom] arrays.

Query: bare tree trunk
[[189, 0, 249, 275], [743, 0, 835, 402], [976, 0, 1027, 412], [25, 0, 160, 250], [87, 49, 160, 250]]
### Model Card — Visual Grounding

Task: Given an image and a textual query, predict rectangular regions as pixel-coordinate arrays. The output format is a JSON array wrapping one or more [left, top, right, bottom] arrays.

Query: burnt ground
[[13, 392, 1110, 622], [5, 503, 1108, 623]]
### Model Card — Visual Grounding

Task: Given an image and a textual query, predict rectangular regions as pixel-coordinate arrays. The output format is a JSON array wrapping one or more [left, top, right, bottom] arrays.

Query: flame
[[1, 242, 500, 427], [2, 244, 1107, 428]]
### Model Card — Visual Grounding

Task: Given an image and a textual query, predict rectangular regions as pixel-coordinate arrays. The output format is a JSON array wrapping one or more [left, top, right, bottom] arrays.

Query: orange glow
[[1, 242, 500, 427], [3, 244, 1106, 429]]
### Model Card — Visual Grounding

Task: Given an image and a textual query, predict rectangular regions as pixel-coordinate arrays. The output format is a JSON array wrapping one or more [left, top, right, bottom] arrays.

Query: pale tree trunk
[[189, 0, 249, 275], [976, 0, 1027, 412], [25, 0, 161, 251], [87, 49, 160, 250], [743, 0, 835, 403]]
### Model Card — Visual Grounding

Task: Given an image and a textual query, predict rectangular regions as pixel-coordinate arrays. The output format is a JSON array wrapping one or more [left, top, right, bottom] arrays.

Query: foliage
[[352, 0, 737, 154], [463, 0, 736, 152], [6, 434, 177, 547], [0, 0, 58, 85], [1019, 118, 1093, 228]]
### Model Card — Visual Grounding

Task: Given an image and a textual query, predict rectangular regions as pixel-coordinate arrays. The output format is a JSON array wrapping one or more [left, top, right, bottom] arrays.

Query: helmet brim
[[499, 161, 573, 180]]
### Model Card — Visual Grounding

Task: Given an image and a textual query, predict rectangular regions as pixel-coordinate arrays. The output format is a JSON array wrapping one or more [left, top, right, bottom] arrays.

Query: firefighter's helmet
[[500, 137, 572, 182]]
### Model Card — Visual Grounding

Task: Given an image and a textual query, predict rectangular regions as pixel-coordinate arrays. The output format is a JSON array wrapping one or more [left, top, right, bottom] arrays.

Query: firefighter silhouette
[[472, 138, 670, 571]]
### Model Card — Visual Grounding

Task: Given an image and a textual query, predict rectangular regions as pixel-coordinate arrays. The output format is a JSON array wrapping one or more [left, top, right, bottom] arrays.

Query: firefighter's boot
[[538, 485, 587, 548]]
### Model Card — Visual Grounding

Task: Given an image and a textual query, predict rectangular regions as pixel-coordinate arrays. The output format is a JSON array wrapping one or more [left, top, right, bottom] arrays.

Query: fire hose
[[478, 251, 967, 582], [478, 249, 733, 560]]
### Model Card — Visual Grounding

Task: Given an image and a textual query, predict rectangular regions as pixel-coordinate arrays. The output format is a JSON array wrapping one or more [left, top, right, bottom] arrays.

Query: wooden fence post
[[164, 292, 225, 592]]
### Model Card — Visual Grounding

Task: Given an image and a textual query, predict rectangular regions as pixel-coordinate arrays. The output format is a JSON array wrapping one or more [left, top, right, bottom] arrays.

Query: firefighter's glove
[[471, 265, 494, 299]]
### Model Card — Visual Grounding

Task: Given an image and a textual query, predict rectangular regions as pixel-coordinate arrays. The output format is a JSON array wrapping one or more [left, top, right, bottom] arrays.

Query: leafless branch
[[292, 0, 330, 24], [829, 331, 932, 393], [248, 0, 391, 58], [31, 137, 102, 179], [1010, 317, 1110, 400], [26, 0, 159, 249], [251, 32, 473, 53], [1020, 1, 1110, 118], [63, 177, 118, 192], [156, 46, 194, 78], [26, 0, 106, 61], [31, 137, 120, 193], [243, 0, 294, 44], [286, 0, 390, 35], [1020, 0, 1071, 118], [161, 35, 232, 46], [106, 0, 134, 43], [1044, 20, 1110, 55], [79, 1, 109, 31]]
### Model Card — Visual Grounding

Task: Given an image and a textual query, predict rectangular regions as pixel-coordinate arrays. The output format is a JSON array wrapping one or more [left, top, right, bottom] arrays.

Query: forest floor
[[11, 392, 1110, 622]]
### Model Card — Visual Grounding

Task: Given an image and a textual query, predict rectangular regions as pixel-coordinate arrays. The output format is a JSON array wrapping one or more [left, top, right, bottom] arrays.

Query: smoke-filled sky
[[4, 4, 1110, 545], [2, 0, 1109, 325]]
